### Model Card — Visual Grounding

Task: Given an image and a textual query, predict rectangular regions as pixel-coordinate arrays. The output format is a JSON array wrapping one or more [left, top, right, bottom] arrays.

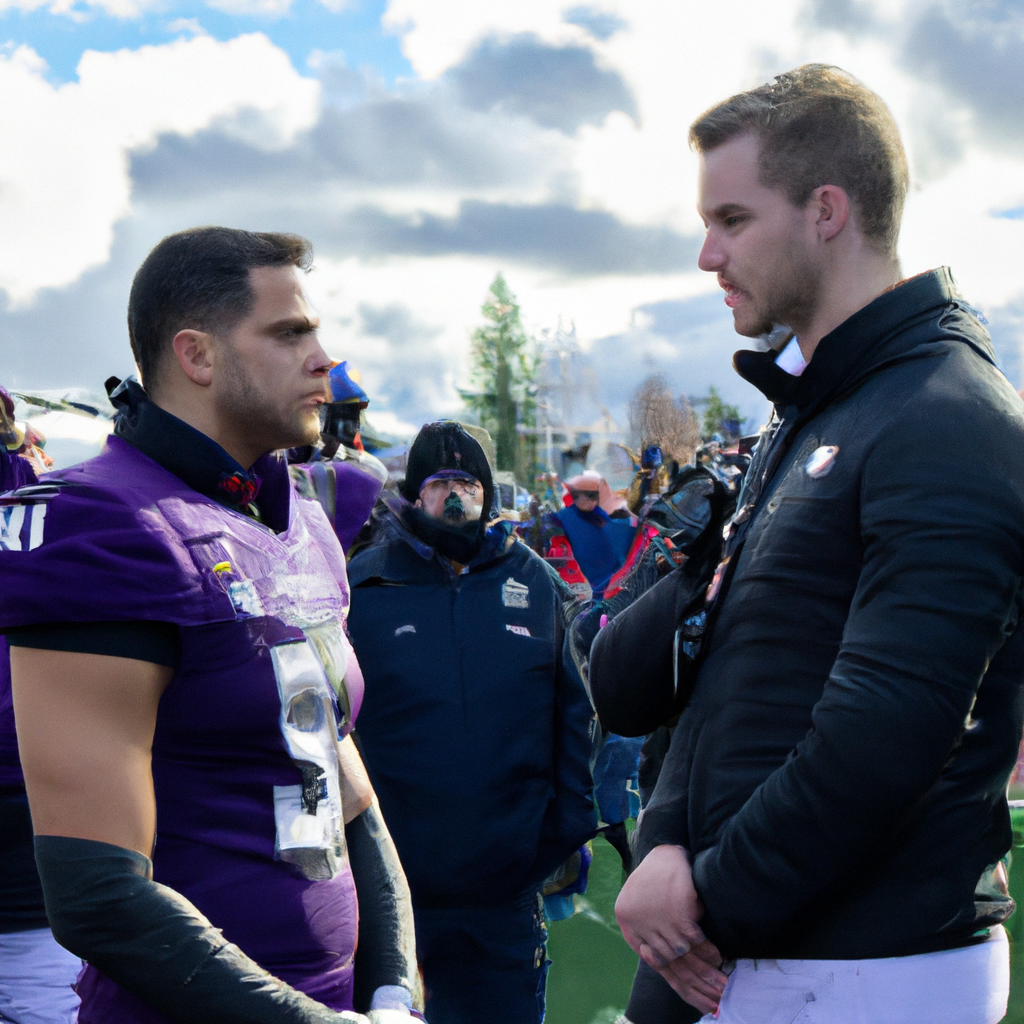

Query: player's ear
[[171, 330, 215, 387]]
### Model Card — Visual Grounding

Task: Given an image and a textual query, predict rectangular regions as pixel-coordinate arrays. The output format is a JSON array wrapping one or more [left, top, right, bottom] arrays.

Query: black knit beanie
[[400, 421, 495, 516]]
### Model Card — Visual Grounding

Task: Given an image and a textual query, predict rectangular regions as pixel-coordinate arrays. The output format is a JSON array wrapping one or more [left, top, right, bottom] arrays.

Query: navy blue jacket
[[347, 508, 597, 908]]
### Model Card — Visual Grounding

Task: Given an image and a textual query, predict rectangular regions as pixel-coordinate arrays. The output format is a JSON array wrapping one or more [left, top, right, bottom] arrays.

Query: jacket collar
[[733, 268, 993, 415], [378, 494, 517, 572], [107, 377, 292, 530]]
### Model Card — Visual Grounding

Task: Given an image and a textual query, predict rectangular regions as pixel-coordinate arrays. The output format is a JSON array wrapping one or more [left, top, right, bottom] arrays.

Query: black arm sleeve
[[346, 806, 419, 1013], [35, 835, 358, 1024], [6, 621, 181, 669]]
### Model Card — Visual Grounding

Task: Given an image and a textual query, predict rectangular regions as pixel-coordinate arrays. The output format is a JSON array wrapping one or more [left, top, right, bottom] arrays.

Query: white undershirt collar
[[775, 336, 807, 377]]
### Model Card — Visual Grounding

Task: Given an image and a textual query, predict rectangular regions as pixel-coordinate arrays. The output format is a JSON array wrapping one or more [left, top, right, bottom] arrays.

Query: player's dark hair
[[689, 64, 909, 257], [127, 227, 313, 391]]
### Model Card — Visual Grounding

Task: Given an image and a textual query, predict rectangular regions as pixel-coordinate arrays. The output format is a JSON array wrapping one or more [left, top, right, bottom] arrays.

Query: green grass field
[[1003, 804, 1024, 1024], [545, 839, 636, 1024]]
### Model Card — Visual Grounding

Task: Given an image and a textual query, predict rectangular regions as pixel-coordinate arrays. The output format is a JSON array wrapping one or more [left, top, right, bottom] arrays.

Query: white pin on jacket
[[805, 445, 839, 479]]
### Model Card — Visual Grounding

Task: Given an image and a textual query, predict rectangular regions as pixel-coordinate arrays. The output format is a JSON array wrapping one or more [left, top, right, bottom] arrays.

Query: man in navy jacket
[[347, 421, 596, 1024]]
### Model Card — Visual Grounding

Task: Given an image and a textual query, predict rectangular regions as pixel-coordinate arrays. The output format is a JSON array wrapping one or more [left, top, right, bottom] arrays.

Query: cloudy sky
[[0, 0, 1022, 453]]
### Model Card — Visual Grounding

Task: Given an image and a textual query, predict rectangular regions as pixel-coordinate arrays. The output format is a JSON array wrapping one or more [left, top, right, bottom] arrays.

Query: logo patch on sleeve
[[502, 578, 530, 609]]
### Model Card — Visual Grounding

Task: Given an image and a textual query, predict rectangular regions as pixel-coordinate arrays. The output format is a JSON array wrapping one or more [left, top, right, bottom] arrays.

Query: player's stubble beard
[[218, 342, 322, 457]]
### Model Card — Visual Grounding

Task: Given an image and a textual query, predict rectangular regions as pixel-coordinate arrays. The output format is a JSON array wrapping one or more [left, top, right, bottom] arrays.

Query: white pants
[[702, 926, 1009, 1024], [0, 928, 81, 1024]]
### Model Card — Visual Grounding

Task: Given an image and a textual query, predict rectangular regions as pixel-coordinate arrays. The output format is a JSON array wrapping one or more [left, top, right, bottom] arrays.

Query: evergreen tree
[[701, 386, 742, 441], [460, 273, 538, 478]]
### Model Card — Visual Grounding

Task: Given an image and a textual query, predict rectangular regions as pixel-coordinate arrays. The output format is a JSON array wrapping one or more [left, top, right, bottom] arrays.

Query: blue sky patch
[[0, 0, 412, 85]]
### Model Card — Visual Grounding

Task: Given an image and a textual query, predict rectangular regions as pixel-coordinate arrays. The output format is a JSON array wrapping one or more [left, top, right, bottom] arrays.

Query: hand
[[616, 844, 706, 965], [660, 938, 729, 1015], [615, 844, 728, 1013]]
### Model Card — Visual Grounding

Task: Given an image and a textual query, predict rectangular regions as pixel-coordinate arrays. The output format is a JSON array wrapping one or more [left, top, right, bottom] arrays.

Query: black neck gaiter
[[399, 503, 485, 565]]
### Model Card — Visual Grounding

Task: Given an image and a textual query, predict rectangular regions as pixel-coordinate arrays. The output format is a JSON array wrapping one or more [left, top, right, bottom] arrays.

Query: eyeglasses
[[571, 490, 600, 502], [424, 478, 481, 499]]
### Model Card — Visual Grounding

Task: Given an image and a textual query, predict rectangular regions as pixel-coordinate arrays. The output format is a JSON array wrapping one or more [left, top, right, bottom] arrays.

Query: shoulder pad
[[0, 481, 67, 504]]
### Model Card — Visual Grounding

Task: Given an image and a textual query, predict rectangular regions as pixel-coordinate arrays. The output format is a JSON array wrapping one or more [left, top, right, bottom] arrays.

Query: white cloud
[[378, 0, 1024, 312], [165, 17, 207, 35], [0, 34, 319, 304], [6, 0, 1024, 437], [302, 0, 1024, 425], [901, 150, 1024, 309], [0, 0, 326, 19], [300, 249, 761, 429], [0, 0, 61, 13], [383, 0, 594, 80], [304, 254, 489, 420]]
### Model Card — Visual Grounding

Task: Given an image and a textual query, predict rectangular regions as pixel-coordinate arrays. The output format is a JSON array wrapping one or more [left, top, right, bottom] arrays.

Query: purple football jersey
[[0, 436, 364, 1020]]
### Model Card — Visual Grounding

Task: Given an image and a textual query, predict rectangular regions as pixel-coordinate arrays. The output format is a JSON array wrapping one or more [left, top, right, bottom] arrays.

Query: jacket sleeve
[[691, 389, 1024, 950], [588, 567, 696, 737], [346, 805, 422, 1014], [533, 566, 598, 882]]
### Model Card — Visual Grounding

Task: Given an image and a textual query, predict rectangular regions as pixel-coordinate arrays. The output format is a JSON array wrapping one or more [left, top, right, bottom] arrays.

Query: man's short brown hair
[[128, 227, 313, 393], [689, 64, 909, 257]]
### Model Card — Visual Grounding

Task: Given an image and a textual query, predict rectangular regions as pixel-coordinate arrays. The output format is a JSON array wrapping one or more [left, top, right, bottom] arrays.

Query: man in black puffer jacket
[[612, 65, 1024, 1024], [346, 421, 596, 1024]]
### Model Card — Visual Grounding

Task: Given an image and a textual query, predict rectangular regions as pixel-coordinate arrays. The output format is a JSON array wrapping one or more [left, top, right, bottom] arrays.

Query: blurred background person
[[289, 360, 387, 554], [539, 470, 637, 601]]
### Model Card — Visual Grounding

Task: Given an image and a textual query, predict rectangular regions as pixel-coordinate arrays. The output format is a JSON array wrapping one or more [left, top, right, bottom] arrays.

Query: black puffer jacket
[[637, 268, 1024, 960]]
